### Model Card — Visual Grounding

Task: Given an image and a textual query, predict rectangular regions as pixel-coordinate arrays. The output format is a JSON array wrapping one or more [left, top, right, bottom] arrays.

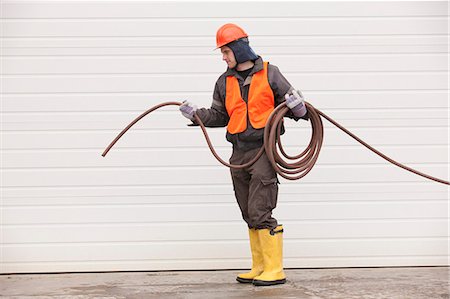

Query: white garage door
[[1, 1, 448, 273]]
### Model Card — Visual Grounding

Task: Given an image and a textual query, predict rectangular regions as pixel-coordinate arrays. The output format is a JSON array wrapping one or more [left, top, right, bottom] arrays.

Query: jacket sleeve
[[268, 64, 308, 121], [193, 79, 229, 127]]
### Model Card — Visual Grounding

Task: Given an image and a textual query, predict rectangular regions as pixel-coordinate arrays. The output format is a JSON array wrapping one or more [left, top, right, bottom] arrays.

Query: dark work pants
[[229, 147, 279, 229]]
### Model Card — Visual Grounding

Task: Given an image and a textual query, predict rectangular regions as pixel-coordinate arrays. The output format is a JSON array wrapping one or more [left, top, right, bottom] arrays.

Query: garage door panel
[[3, 35, 448, 50], [3, 146, 448, 169], [3, 239, 446, 263], [3, 18, 447, 37], [4, 194, 449, 209], [2, 255, 447, 273], [2, 164, 449, 187], [3, 2, 445, 18], [2, 116, 447, 130], [3, 107, 448, 130], [3, 73, 447, 93], [3, 127, 448, 150], [3, 44, 448, 56], [2, 190, 448, 207], [3, 92, 447, 113], [3, 54, 447, 74], [3, 220, 447, 244], [3, 201, 447, 225]]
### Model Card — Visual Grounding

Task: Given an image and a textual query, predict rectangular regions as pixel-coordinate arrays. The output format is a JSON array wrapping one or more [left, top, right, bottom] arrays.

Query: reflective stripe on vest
[[225, 61, 274, 134]]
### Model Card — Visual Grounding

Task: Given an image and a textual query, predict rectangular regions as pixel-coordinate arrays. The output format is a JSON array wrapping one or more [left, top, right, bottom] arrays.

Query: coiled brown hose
[[102, 101, 449, 186]]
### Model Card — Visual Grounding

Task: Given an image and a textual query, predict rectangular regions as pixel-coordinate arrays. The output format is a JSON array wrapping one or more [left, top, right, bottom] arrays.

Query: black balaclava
[[227, 37, 258, 65]]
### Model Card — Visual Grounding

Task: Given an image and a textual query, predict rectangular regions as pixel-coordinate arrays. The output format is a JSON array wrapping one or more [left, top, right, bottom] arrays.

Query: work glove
[[285, 89, 307, 118], [179, 100, 197, 121]]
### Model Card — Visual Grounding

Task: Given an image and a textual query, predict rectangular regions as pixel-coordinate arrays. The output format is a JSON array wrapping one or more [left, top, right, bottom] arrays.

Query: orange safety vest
[[225, 61, 274, 134]]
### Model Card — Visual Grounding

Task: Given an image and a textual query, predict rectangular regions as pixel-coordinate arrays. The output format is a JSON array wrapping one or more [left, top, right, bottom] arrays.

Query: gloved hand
[[285, 89, 307, 118], [179, 100, 197, 121]]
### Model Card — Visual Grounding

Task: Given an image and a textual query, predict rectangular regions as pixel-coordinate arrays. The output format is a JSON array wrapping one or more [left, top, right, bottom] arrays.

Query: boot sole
[[236, 277, 254, 284], [252, 278, 286, 286]]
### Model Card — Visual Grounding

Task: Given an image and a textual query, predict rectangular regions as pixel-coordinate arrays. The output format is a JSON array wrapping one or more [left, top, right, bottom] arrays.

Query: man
[[179, 23, 308, 286]]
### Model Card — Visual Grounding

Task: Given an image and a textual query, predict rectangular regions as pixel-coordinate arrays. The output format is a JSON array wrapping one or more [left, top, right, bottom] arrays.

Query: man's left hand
[[285, 90, 307, 118]]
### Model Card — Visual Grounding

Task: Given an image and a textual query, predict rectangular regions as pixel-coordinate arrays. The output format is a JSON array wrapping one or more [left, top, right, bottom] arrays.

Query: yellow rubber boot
[[236, 228, 264, 283], [253, 225, 286, 286]]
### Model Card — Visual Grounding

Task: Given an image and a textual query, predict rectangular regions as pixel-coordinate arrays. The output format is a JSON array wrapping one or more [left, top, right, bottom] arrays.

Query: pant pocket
[[260, 177, 279, 210], [260, 177, 279, 187]]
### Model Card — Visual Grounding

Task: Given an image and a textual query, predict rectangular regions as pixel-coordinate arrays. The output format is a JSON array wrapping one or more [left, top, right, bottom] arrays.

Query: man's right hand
[[179, 101, 197, 121]]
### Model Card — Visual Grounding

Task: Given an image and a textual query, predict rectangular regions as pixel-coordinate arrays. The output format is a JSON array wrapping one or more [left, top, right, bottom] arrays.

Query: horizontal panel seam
[[2, 236, 449, 246]]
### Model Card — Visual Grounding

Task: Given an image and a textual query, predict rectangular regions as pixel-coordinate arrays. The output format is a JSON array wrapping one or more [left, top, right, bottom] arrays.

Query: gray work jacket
[[195, 56, 299, 151]]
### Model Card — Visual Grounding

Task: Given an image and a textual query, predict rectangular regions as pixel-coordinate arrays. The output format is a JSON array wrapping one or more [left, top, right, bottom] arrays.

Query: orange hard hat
[[216, 23, 248, 49]]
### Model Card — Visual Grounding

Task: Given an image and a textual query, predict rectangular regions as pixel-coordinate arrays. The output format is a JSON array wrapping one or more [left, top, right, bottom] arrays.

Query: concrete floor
[[0, 267, 448, 299]]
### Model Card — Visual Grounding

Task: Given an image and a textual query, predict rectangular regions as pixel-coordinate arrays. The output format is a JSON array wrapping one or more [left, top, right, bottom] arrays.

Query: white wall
[[1, 1, 449, 273]]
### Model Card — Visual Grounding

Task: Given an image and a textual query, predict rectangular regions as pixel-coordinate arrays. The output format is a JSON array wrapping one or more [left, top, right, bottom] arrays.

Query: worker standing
[[180, 23, 308, 286]]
